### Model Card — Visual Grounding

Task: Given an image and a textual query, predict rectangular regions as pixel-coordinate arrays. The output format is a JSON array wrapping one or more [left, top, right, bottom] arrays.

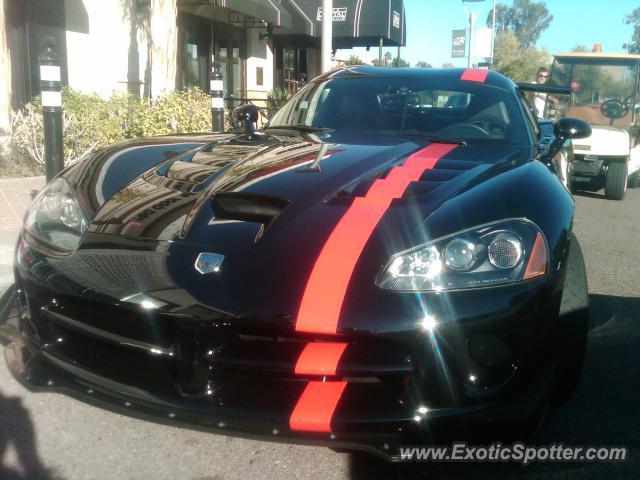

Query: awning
[[178, 0, 292, 28], [275, 0, 406, 48]]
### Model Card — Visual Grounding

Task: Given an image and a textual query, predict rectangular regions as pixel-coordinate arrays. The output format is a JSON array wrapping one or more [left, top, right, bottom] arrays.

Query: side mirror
[[232, 103, 260, 136], [554, 116, 591, 140]]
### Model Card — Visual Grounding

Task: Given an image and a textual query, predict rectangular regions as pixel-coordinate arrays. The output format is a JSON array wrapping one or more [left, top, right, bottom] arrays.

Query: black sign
[[452, 29, 466, 58]]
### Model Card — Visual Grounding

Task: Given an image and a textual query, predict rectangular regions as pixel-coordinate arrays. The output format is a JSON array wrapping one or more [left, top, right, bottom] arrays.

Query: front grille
[[23, 284, 436, 430], [30, 305, 417, 432], [48, 250, 173, 299]]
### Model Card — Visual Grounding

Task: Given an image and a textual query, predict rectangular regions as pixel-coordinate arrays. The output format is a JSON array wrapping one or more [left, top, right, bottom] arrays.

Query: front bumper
[[572, 156, 604, 178], [6, 234, 564, 460], [5, 337, 555, 461]]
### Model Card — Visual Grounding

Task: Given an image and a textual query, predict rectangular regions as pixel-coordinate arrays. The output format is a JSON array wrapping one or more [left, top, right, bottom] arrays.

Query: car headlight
[[377, 219, 548, 291], [24, 178, 89, 252]]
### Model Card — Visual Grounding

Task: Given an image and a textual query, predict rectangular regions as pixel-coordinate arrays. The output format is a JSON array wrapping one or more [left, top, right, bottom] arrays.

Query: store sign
[[452, 29, 466, 58], [392, 11, 400, 29], [317, 7, 348, 21]]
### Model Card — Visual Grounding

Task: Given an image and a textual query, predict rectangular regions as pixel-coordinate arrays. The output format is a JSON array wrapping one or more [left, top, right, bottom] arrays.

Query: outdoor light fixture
[[259, 25, 273, 41]]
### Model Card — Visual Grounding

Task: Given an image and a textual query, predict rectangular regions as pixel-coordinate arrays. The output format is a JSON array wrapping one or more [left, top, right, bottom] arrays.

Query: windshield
[[549, 58, 639, 127], [268, 77, 528, 144]]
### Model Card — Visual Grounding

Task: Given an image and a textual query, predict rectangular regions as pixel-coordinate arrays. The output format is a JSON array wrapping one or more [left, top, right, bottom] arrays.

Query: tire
[[550, 235, 589, 407], [628, 170, 639, 188], [604, 162, 627, 200]]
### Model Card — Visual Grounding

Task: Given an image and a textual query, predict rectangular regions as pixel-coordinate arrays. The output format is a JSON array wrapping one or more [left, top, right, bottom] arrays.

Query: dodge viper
[[4, 66, 591, 460]]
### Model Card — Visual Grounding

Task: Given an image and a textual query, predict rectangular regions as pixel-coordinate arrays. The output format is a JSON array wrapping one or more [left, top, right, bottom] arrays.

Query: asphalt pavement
[[0, 187, 638, 480]]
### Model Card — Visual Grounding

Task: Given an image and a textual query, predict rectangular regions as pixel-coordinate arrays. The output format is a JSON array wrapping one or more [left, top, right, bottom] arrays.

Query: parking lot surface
[[1, 188, 638, 480]]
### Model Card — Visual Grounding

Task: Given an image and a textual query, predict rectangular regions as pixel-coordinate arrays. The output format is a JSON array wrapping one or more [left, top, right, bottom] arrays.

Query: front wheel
[[604, 162, 627, 200], [628, 170, 639, 188], [550, 235, 589, 407]]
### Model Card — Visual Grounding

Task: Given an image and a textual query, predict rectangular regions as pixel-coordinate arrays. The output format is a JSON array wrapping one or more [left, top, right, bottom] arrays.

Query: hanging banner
[[452, 29, 466, 58], [472, 27, 493, 59]]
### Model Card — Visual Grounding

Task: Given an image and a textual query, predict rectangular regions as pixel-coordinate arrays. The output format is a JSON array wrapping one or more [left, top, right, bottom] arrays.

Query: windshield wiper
[[264, 124, 333, 132], [423, 135, 468, 146], [384, 131, 467, 145]]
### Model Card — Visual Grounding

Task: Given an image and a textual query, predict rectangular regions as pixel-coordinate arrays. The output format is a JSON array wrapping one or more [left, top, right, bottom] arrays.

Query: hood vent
[[211, 192, 289, 229]]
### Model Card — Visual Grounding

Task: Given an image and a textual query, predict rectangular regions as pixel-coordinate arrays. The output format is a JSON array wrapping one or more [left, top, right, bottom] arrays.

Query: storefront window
[[215, 29, 244, 101], [178, 14, 209, 92], [283, 49, 298, 92], [185, 43, 206, 90]]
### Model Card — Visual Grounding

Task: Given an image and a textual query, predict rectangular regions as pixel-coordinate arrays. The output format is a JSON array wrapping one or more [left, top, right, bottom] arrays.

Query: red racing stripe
[[289, 142, 457, 433], [295, 142, 457, 334], [460, 68, 489, 83], [294, 342, 348, 375], [289, 381, 347, 432], [290, 342, 347, 432]]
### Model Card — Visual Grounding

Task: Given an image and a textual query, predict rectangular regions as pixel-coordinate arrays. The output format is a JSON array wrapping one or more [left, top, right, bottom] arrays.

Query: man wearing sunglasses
[[533, 66, 551, 117]]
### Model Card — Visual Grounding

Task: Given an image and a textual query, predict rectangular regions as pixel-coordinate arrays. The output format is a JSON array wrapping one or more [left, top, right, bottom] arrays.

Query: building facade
[[1, 0, 406, 132]]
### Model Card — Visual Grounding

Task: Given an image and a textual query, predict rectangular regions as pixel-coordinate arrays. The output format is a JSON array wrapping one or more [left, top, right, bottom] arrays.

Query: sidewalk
[[0, 176, 45, 293]]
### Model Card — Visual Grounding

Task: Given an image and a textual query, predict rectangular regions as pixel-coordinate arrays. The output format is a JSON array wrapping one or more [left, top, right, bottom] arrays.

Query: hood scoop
[[326, 161, 468, 205], [211, 192, 289, 231], [403, 168, 465, 197]]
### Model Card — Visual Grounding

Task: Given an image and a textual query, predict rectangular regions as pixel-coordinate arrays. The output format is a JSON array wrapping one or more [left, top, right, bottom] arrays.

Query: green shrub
[[130, 88, 211, 137], [265, 88, 293, 118], [10, 86, 212, 169]]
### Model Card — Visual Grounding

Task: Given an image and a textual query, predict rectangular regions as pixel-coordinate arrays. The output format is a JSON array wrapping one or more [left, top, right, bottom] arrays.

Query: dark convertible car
[[5, 66, 591, 460]]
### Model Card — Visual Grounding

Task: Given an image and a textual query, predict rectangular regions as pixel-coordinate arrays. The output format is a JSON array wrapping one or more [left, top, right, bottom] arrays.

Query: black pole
[[210, 60, 224, 132], [39, 37, 64, 181]]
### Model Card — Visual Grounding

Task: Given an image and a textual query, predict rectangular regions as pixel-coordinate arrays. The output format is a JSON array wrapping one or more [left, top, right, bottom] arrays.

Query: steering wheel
[[601, 99, 629, 119], [472, 120, 506, 135], [439, 122, 491, 138]]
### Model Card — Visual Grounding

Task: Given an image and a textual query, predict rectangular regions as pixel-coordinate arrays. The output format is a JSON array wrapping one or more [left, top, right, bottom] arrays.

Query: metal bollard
[[39, 37, 64, 182], [210, 59, 224, 132]]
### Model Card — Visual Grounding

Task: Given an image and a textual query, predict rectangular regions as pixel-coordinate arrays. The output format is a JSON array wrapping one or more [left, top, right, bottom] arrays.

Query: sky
[[339, 0, 639, 68]]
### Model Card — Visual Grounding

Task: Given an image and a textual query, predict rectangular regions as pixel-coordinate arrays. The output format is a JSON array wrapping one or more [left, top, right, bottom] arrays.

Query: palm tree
[[0, 0, 11, 133], [345, 55, 364, 66]]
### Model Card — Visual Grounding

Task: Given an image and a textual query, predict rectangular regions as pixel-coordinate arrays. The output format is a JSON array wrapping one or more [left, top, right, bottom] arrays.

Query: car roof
[[313, 65, 517, 92], [554, 51, 640, 61]]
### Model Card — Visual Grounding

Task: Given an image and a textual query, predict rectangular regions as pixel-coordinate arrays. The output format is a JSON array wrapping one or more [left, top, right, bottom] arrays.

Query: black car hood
[[58, 131, 533, 330], [84, 131, 526, 251]]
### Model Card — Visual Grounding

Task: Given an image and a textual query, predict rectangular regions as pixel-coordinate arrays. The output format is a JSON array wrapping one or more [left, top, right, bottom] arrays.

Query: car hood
[[61, 131, 530, 329], [84, 131, 526, 250]]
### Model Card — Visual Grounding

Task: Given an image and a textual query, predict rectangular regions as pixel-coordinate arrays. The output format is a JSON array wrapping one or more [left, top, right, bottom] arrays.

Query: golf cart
[[546, 52, 640, 200]]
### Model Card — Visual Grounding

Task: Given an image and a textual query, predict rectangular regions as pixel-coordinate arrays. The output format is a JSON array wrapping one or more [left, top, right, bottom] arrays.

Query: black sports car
[[5, 67, 591, 460]]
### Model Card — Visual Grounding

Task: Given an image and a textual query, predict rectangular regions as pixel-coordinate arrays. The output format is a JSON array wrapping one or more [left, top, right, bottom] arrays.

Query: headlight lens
[[24, 178, 88, 252], [377, 219, 547, 291], [487, 233, 523, 269], [444, 238, 477, 271]]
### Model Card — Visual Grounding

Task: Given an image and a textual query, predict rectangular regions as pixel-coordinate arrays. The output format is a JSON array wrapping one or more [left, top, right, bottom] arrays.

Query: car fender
[[421, 160, 574, 272]]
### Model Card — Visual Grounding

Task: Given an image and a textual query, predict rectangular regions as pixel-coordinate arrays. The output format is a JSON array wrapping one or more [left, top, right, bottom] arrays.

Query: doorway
[[177, 14, 246, 104], [212, 22, 245, 105]]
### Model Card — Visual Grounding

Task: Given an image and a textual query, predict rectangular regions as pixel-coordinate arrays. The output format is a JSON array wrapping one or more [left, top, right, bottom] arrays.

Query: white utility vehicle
[[547, 52, 640, 200]]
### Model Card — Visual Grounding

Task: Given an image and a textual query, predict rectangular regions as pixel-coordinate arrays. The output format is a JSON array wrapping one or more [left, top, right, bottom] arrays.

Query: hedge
[[10, 87, 212, 168]]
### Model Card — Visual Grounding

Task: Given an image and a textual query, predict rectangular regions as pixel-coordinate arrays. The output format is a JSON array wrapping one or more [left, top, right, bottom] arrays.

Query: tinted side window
[[517, 89, 540, 138]]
